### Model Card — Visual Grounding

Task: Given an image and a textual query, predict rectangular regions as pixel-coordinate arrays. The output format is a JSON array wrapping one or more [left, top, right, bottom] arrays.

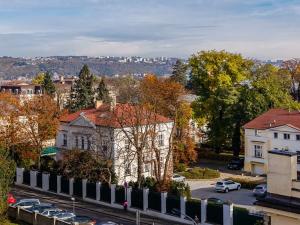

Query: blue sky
[[0, 0, 299, 59]]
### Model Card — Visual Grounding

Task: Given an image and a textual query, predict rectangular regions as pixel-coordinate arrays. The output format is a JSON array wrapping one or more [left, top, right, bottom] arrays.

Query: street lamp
[[71, 197, 75, 214]]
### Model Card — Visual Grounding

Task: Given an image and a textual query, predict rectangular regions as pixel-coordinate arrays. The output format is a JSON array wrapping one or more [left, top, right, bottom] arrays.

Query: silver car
[[253, 184, 267, 197], [11, 199, 40, 209]]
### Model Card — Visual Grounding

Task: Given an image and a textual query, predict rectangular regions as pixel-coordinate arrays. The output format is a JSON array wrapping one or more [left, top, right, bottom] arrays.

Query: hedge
[[61, 176, 69, 194], [23, 170, 30, 185], [100, 183, 111, 203], [233, 207, 264, 225], [131, 188, 143, 209], [186, 199, 201, 221], [166, 194, 180, 216], [86, 182, 96, 199], [73, 179, 82, 197], [207, 202, 223, 225], [115, 186, 125, 204], [148, 191, 161, 212], [180, 167, 220, 179], [228, 177, 264, 190]]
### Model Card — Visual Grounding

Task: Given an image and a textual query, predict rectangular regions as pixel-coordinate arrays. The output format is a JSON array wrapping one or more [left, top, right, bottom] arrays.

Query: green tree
[[96, 78, 111, 103], [0, 146, 15, 215], [190, 50, 253, 153], [67, 65, 95, 112], [42, 72, 56, 96], [170, 59, 188, 86]]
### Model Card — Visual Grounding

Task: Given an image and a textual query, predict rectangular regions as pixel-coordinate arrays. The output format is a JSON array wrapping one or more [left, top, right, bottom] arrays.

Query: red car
[[7, 193, 16, 205]]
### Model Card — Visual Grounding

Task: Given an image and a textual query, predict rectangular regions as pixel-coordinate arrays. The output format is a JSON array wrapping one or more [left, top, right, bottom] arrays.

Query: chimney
[[60, 75, 65, 84], [95, 100, 103, 109]]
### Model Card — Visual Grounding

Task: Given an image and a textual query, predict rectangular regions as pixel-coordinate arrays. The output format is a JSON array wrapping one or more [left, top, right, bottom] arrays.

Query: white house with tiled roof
[[55, 100, 174, 183], [244, 109, 300, 175]]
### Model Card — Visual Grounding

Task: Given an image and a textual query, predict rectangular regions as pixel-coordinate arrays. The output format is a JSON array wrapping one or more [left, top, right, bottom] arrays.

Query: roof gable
[[69, 113, 96, 128]]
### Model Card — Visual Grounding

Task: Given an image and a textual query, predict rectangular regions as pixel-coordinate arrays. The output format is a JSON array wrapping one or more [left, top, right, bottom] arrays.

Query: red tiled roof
[[60, 103, 173, 128], [243, 108, 300, 130]]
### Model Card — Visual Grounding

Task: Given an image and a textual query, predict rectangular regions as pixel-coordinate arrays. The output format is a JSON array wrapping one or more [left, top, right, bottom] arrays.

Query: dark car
[[227, 158, 244, 170], [207, 197, 224, 204], [66, 216, 96, 225]]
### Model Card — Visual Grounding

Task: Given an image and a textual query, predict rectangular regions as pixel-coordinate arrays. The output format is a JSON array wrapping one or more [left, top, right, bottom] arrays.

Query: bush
[[169, 181, 191, 199], [228, 177, 264, 189], [233, 206, 264, 225], [175, 163, 187, 172], [180, 167, 220, 179]]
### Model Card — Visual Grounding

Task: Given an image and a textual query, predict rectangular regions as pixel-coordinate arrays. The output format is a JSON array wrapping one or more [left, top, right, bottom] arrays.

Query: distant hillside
[[0, 56, 179, 79]]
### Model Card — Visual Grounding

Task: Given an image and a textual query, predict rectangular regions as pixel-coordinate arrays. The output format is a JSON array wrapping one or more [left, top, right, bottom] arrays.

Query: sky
[[0, 0, 299, 59]]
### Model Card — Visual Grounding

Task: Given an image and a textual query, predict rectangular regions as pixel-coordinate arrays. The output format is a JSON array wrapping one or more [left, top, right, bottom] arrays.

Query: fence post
[[161, 192, 167, 214], [96, 182, 101, 201], [201, 198, 207, 224], [127, 187, 132, 208], [143, 188, 149, 211], [16, 168, 24, 184], [33, 211, 38, 225], [42, 173, 49, 191], [57, 175, 61, 194], [111, 184, 116, 204], [82, 179, 87, 199], [69, 178, 74, 196], [180, 196, 186, 219], [30, 170, 38, 187], [17, 206, 20, 220], [223, 203, 233, 225]]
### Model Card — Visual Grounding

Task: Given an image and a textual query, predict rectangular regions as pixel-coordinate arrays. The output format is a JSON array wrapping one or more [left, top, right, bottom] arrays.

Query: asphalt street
[[11, 185, 187, 225]]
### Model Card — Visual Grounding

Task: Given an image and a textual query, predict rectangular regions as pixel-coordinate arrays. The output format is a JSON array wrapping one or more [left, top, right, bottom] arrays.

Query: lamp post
[[71, 197, 75, 214]]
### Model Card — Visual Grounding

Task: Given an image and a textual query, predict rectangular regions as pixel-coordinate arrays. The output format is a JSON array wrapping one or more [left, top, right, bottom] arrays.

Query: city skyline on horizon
[[0, 0, 299, 60]]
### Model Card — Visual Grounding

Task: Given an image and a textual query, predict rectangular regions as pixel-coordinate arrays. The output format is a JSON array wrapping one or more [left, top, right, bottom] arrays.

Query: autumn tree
[[32, 72, 45, 85], [67, 65, 95, 112], [281, 59, 300, 101]]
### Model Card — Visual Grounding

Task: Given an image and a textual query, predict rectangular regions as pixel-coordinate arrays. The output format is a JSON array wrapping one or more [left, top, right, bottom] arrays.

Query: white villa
[[244, 108, 300, 175], [55, 100, 174, 184]]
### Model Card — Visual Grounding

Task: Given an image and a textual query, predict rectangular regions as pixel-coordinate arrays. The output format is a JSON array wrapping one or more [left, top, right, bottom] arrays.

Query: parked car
[[28, 203, 55, 213], [253, 184, 267, 197], [227, 158, 244, 170], [7, 193, 16, 205], [40, 208, 63, 217], [11, 199, 40, 209], [66, 216, 97, 225], [215, 180, 241, 193], [55, 212, 76, 221], [172, 174, 186, 182], [207, 197, 225, 204]]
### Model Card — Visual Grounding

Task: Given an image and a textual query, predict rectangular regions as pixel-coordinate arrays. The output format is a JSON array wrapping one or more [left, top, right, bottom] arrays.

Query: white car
[[40, 208, 63, 217], [172, 174, 186, 182], [215, 180, 241, 193], [54, 212, 76, 221]]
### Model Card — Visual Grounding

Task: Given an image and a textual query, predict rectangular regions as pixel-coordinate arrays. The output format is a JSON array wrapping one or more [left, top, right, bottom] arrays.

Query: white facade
[[55, 113, 174, 184], [244, 125, 300, 175]]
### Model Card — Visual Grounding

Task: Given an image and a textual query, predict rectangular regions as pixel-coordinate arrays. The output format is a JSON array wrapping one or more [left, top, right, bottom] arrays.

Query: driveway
[[187, 180, 256, 207]]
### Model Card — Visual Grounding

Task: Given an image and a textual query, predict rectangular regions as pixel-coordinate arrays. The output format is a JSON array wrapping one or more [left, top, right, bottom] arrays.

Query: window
[[87, 138, 91, 150], [297, 135, 300, 141], [144, 164, 150, 173], [254, 145, 262, 158], [102, 139, 108, 152], [274, 132, 278, 139], [75, 136, 79, 148], [284, 133, 290, 140], [297, 152, 300, 163], [124, 139, 130, 150], [81, 136, 85, 149], [255, 129, 259, 136], [125, 164, 131, 176], [158, 134, 164, 146], [63, 134, 67, 147]]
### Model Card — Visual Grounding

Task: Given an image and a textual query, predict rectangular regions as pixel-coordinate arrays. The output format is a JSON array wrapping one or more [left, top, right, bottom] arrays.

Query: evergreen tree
[[42, 72, 56, 96], [67, 65, 95, 112], [96, 78, 111, 103], [170, 59, 187, 86]]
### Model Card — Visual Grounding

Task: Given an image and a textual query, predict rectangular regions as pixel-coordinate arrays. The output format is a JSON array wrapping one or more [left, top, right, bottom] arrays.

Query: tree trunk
[[137, 148, 143, 188], [232, 121, 241, 157]]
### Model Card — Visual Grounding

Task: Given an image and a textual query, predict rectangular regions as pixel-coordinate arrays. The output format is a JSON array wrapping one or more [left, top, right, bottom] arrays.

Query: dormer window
[[283, 133, 290, 140]]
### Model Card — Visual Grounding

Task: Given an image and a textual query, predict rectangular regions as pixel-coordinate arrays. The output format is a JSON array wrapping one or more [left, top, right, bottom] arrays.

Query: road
[[187, 180, 256, 207], [11, 185, 186, 225]]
